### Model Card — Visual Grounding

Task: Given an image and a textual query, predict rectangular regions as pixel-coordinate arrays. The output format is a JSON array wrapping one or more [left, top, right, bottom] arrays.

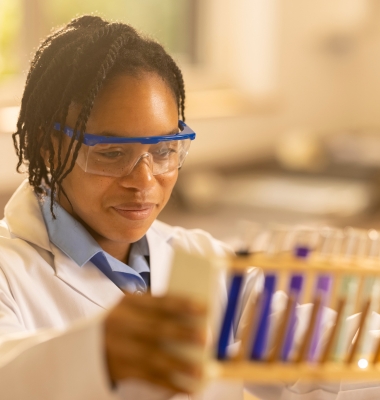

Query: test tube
[[217, 272, 244, 360], [250, 274, 277, 360]]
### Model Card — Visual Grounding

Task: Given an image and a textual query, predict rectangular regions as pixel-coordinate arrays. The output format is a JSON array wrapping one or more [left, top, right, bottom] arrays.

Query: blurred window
[[0, 0, 198, 82], [46, 0, 197, 62], [0, 0, 22, 81]]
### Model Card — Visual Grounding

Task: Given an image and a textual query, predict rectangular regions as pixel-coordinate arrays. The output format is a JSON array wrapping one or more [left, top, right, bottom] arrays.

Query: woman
[[0, 15, 240, 400], [2, 14, 373, 400]]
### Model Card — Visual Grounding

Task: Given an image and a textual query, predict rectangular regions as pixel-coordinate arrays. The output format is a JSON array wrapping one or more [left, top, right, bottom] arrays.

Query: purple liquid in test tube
[[281, 244, 309, 361], [294, 246, 310, 259], [309, 275, 331, 361], [282, 274, 304, 361]]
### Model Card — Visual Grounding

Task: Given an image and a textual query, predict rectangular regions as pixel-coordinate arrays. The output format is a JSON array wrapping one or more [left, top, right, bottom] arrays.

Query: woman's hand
[[104, 293, 207, 394]]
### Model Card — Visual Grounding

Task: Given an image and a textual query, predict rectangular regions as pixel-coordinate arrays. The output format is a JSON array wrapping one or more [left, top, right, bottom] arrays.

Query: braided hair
[[12, 15, 186, 216]]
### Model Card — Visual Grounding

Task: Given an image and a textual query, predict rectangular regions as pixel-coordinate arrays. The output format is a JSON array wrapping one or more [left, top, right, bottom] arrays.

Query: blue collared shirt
[[39, 196, 150, 293]]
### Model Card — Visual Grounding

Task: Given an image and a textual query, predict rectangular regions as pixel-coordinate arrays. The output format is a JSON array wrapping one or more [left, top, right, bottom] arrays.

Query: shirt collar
[[40, 196, 100, 267], [39, 195, 149, 274]]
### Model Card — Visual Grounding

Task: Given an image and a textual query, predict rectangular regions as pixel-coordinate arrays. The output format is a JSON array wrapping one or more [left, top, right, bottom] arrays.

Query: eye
[[153, 143, 178, 158], [94, 146, 126, 160], [98, 151, 123, 159]]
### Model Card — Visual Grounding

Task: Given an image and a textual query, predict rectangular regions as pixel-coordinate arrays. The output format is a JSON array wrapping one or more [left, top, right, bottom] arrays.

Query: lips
[[112, 203, 156, 221]]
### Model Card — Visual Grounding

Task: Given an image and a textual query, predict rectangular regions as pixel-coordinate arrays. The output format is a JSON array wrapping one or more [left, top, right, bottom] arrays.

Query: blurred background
[[2, 0, 380, 246]]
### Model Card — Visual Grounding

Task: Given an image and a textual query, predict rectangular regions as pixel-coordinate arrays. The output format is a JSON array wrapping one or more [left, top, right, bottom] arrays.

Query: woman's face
[[56, 73, 179, 257]]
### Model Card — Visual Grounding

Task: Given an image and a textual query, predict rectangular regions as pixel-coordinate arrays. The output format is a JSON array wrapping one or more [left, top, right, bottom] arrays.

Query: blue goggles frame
[[53, 120, 196, 146]]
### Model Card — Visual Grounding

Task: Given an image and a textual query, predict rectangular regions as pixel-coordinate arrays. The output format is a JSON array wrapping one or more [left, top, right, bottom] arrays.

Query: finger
[[122, 292, 207, 318], [108, 336, 204, 383], [110, 334, 202, 375], [110, 309, 207, 345], [108, 297, 207, 340]]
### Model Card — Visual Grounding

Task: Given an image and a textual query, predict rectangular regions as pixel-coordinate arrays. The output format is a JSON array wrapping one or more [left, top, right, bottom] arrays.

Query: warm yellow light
[[0, 106, 19, 133], [358, 358, 368, 369]]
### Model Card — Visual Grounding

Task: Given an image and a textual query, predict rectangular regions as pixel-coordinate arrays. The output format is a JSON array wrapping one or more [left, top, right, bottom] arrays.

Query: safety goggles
[[53, 121, 196, 177]]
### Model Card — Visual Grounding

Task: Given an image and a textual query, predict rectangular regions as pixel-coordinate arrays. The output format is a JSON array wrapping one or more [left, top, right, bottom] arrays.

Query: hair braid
[[15, 28, 95, 179], [45, 31, 118, 176], [54, 30, 131, 186], [167, 57, 186, 121]]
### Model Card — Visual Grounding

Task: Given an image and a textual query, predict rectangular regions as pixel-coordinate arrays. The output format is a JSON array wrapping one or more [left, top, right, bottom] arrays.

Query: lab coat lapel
[[52, 244, 124, 310], [4, 180, 51, 251], [147, 222, 174, 297]]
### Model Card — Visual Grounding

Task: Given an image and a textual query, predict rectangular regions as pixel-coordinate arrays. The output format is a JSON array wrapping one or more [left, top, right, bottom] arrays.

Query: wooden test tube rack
[[208, 251, 380, 383]]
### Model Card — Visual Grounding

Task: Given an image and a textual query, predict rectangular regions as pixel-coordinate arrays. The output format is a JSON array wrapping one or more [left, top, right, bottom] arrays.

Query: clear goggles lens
[[76, 139, 192, 177], [54, 121, 195, 177]]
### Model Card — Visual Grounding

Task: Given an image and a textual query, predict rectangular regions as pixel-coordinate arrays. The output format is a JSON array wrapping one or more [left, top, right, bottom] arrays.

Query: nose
[[119, 153, 156, 189]]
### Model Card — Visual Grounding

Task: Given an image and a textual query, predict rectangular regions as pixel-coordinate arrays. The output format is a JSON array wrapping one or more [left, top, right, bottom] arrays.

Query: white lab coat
[[0, 181, 243, 400]]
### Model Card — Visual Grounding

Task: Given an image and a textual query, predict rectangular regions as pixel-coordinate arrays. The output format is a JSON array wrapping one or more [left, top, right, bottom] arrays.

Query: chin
[[109, 226, 150, 243]]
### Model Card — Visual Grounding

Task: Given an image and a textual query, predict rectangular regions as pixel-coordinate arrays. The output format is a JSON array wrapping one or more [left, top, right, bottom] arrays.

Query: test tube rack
[[209, 246, 380, 383]]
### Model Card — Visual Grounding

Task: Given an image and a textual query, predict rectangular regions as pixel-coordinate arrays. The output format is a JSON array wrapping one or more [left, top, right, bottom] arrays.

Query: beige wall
[[3, 1, 380, 189], [183, 0, 380, 169]]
